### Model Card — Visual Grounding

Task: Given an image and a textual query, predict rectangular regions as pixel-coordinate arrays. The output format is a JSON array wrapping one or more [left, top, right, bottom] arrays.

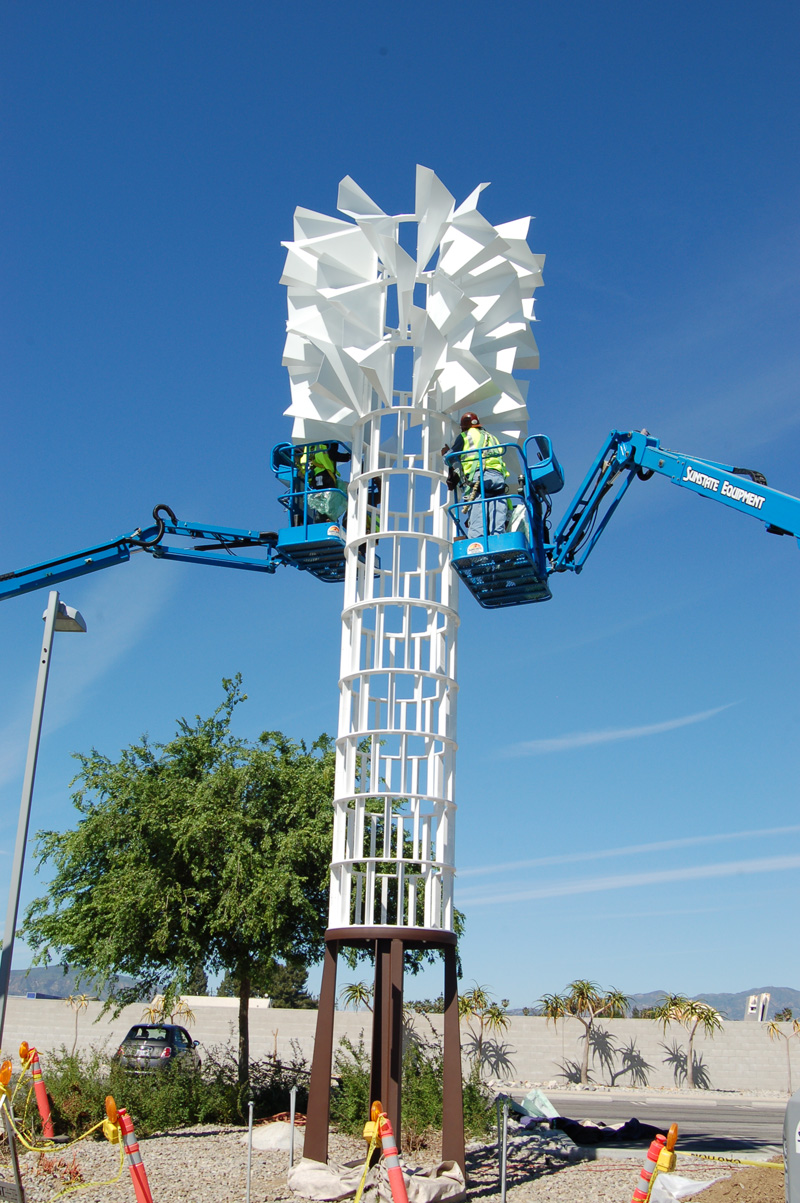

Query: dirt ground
[[685, 1164, 785, 1203]]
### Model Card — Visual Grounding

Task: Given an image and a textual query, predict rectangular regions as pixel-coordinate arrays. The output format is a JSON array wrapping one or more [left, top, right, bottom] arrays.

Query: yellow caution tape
[[0, 1095, 106, 1153], [353, 1111, 382, 1203], [0, 1092, 127, 1200], [676, 1149, 783, 1170], [47, 1133, 126, 1201]]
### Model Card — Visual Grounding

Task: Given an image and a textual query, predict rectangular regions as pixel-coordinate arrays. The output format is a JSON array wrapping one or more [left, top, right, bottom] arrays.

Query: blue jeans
[[464, 470, 507, 538]]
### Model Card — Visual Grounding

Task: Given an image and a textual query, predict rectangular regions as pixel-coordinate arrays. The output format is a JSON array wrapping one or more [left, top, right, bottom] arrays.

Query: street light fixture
[[0, 590, 87, 1050]]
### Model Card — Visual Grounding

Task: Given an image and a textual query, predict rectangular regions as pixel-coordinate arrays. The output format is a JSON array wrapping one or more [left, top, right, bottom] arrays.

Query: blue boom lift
[[446, 428, 800, 608], [2, 430, 799, 607]]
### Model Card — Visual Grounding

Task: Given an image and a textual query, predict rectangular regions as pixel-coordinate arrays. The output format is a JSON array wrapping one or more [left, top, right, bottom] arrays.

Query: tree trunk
[[580, 1021, 591, 1084], [687, 1022, 697, 1088], [787, 1039, 793, 1095], [238, 968, 251, 1087]]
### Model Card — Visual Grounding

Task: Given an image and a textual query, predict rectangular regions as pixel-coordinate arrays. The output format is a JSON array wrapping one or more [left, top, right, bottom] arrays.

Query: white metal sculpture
[[281, 166, 544, 936]]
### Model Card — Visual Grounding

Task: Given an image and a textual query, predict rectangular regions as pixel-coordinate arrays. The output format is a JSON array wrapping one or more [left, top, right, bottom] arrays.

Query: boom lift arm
[[0, 504, 283, 603], [547, 429, 800, 574]]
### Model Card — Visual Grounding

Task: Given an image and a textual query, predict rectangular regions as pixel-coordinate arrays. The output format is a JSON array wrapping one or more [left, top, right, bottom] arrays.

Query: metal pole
[[289, 1085, 297, 1168], [0, 590, 60, 1052], [500, 1099, 509, 1203], [2, 1097, 24, 1202], [245, 1099, 254, 1203]]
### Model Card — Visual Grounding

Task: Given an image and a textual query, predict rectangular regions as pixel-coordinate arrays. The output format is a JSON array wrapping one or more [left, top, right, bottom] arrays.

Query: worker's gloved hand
[[446, 471, 459, 491], [441, 445, 450, 457]]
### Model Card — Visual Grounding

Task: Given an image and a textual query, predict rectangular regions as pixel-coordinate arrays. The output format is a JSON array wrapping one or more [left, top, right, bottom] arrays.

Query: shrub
[[23, 1044, 310, 1140], [330, 1024, 493, 1151], [329, 1034, 371, 1135]]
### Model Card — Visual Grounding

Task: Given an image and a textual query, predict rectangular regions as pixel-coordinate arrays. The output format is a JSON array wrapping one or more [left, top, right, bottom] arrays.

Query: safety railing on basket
[[272, 440, 351, 532], [444, 441, 533, 545]]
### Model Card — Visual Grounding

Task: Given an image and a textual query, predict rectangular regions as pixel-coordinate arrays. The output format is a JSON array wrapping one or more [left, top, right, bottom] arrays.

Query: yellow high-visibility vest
[[298, 445, 339, 482], [459, 428, 509, 480]]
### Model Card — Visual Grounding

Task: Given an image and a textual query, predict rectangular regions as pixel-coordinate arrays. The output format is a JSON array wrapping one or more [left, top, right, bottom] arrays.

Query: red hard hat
[[460, 411, 481, 430]]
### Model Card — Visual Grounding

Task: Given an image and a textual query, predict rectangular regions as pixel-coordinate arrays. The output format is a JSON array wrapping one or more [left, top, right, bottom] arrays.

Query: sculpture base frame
[[303, 927, 465, 1173]]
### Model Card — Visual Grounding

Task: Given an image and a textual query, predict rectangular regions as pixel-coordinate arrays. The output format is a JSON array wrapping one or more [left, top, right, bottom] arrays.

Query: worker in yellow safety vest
[[292, 442, 350, 525], [442, 412, 509, 538]]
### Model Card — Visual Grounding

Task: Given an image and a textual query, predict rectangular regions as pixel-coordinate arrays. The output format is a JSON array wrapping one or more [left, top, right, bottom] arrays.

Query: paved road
[[509, 1091, 787, 1153]]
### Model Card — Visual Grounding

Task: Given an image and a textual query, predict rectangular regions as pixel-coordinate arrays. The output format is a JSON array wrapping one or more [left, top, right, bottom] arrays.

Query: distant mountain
[[629, 987, 800, 1021], [8, 967, 143, 1002]]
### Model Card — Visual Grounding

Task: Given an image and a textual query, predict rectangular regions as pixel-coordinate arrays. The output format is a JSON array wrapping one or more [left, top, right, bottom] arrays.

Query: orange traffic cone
[[377, 1113, 409, 1203], [19, 1042, 54, 1139], [631, 1133, 666, 1203], [118, 1107, 154, 1203]]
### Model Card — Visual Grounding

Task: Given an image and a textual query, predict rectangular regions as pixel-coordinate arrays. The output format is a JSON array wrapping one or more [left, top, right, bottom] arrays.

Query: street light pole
[[0, 590, 86, 1051]]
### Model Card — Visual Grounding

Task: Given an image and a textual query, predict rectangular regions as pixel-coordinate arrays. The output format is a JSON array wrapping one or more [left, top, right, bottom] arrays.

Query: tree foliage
[[22, 676, 335, 1085]]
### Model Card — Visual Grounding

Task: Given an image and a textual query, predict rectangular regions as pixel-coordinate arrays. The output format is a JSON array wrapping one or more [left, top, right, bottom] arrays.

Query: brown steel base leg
[[441, 943, 465, 1171], [369, 939, 404, 1149], [304, 939, 339, 1164], [304, 928, 463, 1174]]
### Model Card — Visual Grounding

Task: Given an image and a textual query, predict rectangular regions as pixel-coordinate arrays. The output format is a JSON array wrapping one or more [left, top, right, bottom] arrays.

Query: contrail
[[500, 703, 736, 757], [457, 854, 800, 906], [459, 824, 800, 878]]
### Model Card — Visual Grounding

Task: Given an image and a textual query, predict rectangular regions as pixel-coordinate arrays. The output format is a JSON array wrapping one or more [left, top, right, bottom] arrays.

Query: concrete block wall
[[2, 1000, 796, 1094], [0, 997, 377, 1070], [495, 1015, 798, 1093]]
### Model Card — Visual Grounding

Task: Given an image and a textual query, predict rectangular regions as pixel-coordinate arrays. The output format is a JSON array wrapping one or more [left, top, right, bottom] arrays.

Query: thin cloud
[[457, 854, 800, 907], [459, 823, 800, 878], [501, 703, 736, 758]]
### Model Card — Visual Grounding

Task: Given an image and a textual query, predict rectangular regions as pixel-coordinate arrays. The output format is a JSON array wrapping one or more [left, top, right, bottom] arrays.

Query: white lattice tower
[[280, 167, 544, 936]]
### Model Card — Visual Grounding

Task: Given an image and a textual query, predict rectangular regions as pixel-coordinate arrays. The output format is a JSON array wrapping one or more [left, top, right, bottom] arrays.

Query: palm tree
[[64, 993, 91, 1055], [339, 981, 373, 1011], [651, 994, 723, 1088], [142, 994, 196, 1026], [458, 984, 510, 1078], [539, 980, 629, 1085], [768, 1018, 800, 1094]]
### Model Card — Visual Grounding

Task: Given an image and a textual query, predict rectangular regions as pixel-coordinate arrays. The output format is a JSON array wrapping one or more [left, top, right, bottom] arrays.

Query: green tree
[[184, 962, 209, 996], [539, 980, 629, 1085], [22, 676, 335, 1090], [651, 994, 724, 1088]]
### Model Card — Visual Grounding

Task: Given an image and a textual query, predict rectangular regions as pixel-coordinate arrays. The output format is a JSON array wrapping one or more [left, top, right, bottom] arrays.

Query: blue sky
[[2, 0, 798, 1008]]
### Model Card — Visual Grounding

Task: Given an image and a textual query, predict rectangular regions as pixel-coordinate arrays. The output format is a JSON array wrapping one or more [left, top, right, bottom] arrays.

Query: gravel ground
[[0, 1125, 740, 1203]]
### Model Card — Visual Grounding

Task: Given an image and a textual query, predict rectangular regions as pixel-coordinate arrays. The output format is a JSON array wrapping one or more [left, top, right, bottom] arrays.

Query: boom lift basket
[[271, 441, 350, 582], [446, 438, 560, 609]]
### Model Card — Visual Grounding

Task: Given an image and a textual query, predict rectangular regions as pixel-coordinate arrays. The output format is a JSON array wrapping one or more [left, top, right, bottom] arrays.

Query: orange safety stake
[[377, 1113, 409, 1203], [20, 1042, 54, 1139], [631, 1133, 667, 1203], [117, 1106, 154, 1203]]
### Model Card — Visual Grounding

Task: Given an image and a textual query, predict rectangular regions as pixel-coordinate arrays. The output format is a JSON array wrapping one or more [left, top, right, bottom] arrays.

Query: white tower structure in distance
[[279, 167, 543, 1167]]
